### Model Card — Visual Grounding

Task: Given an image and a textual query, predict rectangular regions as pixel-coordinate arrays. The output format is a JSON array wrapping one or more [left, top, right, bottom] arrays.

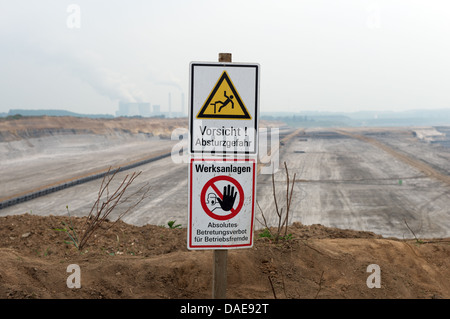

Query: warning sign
[[196, 71, 251, 119], [188, 157, 256, 250], [189, 62, 259, 155]]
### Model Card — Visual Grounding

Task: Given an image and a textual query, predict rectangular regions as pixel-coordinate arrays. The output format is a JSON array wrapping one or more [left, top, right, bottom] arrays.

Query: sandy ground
[[0, 116, 189, 142], [0, 214, 448, 299], [257, 127, 450, 238], [1, 117, 449, 299], [0, 134, 177, 200], [2, 119, 450, 239]]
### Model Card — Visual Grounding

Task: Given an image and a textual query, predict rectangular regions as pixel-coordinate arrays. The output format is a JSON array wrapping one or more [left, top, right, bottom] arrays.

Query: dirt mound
[[0, 214, 448, 299], [0, 116, 188, 142]]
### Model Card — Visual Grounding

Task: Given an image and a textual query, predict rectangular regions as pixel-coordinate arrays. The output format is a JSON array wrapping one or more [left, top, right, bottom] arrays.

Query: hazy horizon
[[1, 1, 449, 116], [3, 106, 450, 117]]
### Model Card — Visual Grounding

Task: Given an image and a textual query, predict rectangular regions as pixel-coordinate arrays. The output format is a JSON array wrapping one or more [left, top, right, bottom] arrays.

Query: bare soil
[[0, 115, 283, 142], [0, 214, 448, 299], [0, 116, 188, 141]]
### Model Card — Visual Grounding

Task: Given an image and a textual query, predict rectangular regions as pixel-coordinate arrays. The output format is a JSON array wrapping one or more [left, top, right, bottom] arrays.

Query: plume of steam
[[69, 51, 146, 103], [28, 42, 146, 103], [4, 16, 147, 105], [85, 66, 145, 103]]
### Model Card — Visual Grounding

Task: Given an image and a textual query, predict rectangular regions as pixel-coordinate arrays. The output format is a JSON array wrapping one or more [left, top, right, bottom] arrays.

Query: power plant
[[116, 92, 186, 118]]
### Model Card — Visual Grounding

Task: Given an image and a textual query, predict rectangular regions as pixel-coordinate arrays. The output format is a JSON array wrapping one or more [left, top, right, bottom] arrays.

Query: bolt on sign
[[189, 62, 260, 155], [188, 158, 256, 250]]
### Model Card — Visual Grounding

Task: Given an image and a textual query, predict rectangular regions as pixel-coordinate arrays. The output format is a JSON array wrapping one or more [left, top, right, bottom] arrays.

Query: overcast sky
[[1, 0, 449, 115]]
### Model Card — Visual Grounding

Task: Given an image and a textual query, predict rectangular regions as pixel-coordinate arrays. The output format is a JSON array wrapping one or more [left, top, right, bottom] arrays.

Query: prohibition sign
[[200, 175, 244, 221]]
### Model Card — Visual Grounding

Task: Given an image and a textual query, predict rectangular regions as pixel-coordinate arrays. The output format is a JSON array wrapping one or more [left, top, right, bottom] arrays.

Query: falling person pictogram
[[210, 91, 234, 114]]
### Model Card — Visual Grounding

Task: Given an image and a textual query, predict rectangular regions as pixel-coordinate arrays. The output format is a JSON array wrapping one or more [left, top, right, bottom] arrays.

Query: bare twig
[[271, 165, 280, 220], [267, 275, 277, 299], [283, 162, 296, 237], [255, 200, 273, 238], [314, 271, 325, 299], [257, 162, 297, 243], [77, 166, 150, 250], [404, 219, 423, 244], [284, 162, 290, 237]]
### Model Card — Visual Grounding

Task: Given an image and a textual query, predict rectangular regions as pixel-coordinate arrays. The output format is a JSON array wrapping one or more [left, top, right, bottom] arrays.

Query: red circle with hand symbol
[[200, 175, 244, 220]]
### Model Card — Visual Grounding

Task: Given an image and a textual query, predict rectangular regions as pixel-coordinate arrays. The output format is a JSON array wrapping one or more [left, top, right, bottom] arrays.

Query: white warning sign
[[189, 62, 260, 155], [188, 157, 256, 250]]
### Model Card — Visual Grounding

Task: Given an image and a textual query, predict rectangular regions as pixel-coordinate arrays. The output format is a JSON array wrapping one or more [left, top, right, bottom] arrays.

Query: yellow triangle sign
[[196, 71, 251, 119]]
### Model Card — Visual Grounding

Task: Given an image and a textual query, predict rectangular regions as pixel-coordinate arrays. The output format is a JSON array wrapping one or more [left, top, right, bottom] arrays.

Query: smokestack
[[168, 92, 172, 118], [181, 92, 185, 115]]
